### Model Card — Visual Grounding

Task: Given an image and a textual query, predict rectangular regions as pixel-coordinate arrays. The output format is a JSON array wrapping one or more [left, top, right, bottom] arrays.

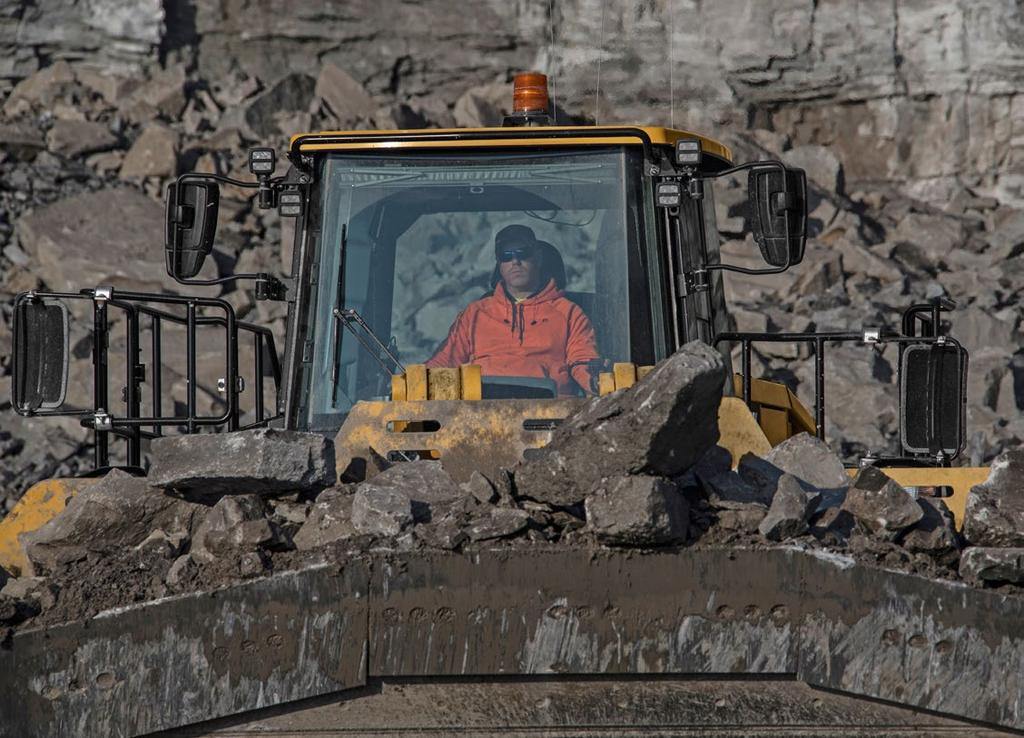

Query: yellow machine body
[[0, 477, 96, 575]]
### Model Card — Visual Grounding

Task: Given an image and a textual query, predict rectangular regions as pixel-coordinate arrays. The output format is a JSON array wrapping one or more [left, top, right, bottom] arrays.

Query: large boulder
[[148, 428, 335, 499], [15, 188, 215, 293], [355, 461, 463, 523], [764, 433, 849, 495], [351, 487, 413, 537], [841, 467, 923, 541], [962, 449, 1024, 547], [585, 476, 688, 547], [514, 342, 726, 506], [22, 470, 203, 574], [901, 498, 959, 561]]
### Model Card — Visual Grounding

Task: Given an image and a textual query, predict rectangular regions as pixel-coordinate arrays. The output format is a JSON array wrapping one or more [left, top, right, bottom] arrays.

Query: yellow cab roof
[[289, 125, 732, 164]]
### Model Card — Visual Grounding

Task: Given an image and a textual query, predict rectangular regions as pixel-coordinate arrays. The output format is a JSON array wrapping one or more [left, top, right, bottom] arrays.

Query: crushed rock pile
[[2, 342, 1021, 636]]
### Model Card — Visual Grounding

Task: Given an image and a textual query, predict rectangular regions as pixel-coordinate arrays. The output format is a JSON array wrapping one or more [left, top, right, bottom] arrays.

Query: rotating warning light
[[512, 72, 550, 114]]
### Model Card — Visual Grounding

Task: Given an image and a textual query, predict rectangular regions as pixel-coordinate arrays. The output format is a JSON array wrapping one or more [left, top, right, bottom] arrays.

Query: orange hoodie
[[425, 279, 599, 396]]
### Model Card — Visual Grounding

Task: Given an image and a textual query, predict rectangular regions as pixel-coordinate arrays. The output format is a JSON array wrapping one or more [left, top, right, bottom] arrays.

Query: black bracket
[[255, 274, 289, 301], [677, 269, 709, 296]]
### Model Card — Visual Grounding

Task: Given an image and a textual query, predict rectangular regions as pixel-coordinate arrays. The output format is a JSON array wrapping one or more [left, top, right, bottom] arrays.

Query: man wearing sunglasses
[[426, 224, 599, 396]]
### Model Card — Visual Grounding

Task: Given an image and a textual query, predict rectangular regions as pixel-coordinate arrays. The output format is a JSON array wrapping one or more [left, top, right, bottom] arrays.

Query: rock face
[[962, 448, 1024, 547], [21, 470, 202, 574], [585, 476, 688, 547], [842, 467, 923, 540], [148, 428, 336, 499], [515, 342, 726, 506]]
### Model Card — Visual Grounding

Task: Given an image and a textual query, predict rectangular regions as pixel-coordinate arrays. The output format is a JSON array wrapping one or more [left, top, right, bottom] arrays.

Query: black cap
[[494, 224, 538, 254]]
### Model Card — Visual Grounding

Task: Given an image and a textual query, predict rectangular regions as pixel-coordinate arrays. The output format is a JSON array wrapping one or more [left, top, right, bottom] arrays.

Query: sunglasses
[[498, 245, 538, 263]]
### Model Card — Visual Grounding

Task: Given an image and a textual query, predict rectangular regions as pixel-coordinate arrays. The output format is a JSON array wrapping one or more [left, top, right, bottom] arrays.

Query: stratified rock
[[292, 487, 359, 550], [46, 120, 117, 159], [784, 144, 843, 193], [120, 123, 178, 178], [901, 498, 959, 561], [190, 494, 286, 564], [963, 449, 1024, 547], [149, 428, 335, 499], [959, 547, 1024, 586], [841, 467, 923, 541], [22, 470, 202, 574], [122, 64, 187, 122], [585, 476, 688, 547], [351, 487, 413, 537], [758, 473, 820, 542], [515, 342, 726, 506]]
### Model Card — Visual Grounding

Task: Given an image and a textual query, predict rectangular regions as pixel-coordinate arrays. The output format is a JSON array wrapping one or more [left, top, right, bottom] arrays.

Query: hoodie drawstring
[[510, 302, 526, 345]]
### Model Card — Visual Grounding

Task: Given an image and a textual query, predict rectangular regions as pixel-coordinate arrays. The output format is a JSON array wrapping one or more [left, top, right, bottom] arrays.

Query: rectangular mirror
[[747, 165, 807, 268], [12, 297, 70, 413], [164, 180, 219, 279], [900, 342, 967, 457]]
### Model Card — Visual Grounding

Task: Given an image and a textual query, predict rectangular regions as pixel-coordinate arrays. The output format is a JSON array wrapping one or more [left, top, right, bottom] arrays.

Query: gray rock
[[764, 433, 850, 491], [736, 453, 784, 502], [191, 494, 287, 564], [785, 144, 843, 193], [811, 506, 855, 545], [841, 467, 923, 541], [461, 471, 498, 505], [121, 64, 187, 122], [0, 122, 46, 161], [351, 486, 413, 537], [292, 487, 359, 550], [585, 476, 688, 547], [165, 554, 197, 588], [758, 474, 821, 542], [700, 470, 770, 510], [466, 507, 532, 542], [119, 123, 178, 178], [358, 461, 463, 523], [901, 498, 959, 561], [959, 548, 1024, 586], [16, 187, 218, 293], [245, 73, 316, 138], [715, 508, 767, 533], [515, 342, 726, 506], [22, 469, 202, 574], [963, 448, 1024, 547], [45, 120, 117, 158], [314, 63, 377, 124], [148, 428, 335, 499]]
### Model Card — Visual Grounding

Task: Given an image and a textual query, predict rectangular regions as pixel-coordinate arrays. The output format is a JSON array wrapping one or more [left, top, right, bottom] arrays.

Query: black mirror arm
[[168, 172, 293, 297]]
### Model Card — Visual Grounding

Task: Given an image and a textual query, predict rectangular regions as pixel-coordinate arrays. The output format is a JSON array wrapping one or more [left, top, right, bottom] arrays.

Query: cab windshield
[[303, 147, 656, 431]]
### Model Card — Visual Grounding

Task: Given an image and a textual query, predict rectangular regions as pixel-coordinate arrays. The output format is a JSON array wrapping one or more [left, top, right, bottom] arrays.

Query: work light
[[279, 190, 302, 217], [675, 139, 702, 167], [248, 148, 276, 175]]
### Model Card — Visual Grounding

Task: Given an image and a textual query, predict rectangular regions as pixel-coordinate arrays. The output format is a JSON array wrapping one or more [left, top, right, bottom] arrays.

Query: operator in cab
[[425, 224, 599, 396]]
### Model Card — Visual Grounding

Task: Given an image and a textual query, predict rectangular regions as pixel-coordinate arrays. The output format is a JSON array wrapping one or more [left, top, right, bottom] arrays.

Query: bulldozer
[[1, 73, 1016, 736]]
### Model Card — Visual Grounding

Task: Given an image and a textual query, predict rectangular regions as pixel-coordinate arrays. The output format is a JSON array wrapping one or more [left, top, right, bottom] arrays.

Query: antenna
[[548, 0, 557, 121], [669, 0, 676, 129], [595, 0, 607, 124]]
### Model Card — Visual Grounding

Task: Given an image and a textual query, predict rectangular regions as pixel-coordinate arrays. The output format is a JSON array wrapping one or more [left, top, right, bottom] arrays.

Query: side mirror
[[900, 342, 968, 458], [748, 166, 807, 268], [12, 296, 70, 413], [165, 180, 219, 280]]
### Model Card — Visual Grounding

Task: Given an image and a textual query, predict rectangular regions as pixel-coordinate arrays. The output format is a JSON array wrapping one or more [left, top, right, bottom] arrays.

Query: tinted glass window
[[304, 147, 652, 430]]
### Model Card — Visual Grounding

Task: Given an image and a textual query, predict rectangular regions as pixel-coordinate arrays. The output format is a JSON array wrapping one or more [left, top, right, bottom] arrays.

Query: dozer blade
[[4, 548, 1024, 737]]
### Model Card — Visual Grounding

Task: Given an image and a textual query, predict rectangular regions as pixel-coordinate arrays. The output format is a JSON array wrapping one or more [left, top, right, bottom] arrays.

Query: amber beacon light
[[512, 72, 550, 114]]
